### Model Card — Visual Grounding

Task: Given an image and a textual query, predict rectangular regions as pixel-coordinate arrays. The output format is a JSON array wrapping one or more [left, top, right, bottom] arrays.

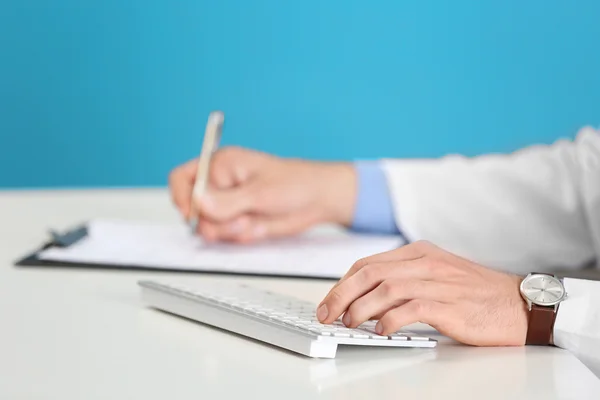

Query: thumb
[[194, 183, 259, 222]]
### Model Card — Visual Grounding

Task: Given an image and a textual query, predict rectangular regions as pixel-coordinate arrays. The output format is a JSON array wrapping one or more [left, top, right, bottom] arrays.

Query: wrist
[[316, 162, 357, 226], [511, 274, 531, 345]]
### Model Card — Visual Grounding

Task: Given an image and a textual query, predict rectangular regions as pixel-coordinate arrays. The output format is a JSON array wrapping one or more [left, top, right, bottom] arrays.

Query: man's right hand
[[168, 147, 357, 243]]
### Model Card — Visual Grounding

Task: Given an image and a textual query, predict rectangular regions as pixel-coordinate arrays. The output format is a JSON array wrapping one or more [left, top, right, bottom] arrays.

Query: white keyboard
[[138, 280, 436, 358]]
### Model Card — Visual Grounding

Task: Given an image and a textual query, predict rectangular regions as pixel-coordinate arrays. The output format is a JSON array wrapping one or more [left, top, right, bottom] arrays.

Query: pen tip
[[188, 218, 199, 234]]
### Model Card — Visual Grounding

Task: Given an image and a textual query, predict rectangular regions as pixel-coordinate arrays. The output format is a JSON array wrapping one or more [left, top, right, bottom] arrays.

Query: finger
[[209, 164, 236, 190], [319, 256, 441, 324], [317, 262, 396, 324], [198, 216, 251, 242], [371, 307, 400, 321], [169, 159, 198, 219], [376, 299, 450, 336], [196, 218, 222, 243], [334, 240, 436, 290], [343, 279, 458, 328], [238, 210, 321, 242], [200, 211, 321, 244], [197, 216, 254, 243], [194, 182, 260, 222], [210, 153, 245, 190]]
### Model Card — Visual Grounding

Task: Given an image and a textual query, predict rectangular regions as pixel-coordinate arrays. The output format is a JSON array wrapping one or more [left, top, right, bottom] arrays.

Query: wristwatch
[[519, 273, 567, 345]]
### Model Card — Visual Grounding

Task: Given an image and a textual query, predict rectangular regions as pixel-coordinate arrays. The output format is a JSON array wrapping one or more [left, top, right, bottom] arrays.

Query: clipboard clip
[[48, 226, 89, 248]]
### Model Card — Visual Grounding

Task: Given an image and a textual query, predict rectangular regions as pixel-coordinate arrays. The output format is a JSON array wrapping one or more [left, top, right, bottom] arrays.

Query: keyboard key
[[333, 327, 353, 332], [359, 328, 388, 340], [333, 332, 351, 338]]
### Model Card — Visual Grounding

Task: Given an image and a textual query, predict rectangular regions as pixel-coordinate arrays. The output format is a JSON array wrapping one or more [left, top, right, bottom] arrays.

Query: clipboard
[[16, 224, 90, 266], [14, 223, 187, 274], [14, 219, 403, 279], [13, 222, 318, 278]]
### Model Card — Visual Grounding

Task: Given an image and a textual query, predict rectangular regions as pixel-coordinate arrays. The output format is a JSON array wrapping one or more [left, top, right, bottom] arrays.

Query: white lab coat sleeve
[[380, 126, 600, 274], [553, 278, 600, 378]]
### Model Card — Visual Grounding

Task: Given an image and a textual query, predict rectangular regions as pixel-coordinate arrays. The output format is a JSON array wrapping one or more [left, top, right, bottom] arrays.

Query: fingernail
[[342, 312, 351, 326], [252, 224, 267, 239], [317, 304, 329, 321], [375, 322, 383, 335]]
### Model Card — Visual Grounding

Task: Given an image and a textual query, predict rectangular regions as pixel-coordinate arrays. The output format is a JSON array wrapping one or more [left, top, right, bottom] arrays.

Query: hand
[[317, 240, 529, 346], [169, 147, 357, 243]]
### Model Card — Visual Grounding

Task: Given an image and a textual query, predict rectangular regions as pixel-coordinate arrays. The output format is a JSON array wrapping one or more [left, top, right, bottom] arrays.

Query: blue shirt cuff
[[351, 161, 401, 235]]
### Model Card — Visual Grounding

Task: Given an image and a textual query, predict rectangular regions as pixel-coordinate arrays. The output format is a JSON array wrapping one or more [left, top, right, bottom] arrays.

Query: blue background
[[1, 0, 599, 188]]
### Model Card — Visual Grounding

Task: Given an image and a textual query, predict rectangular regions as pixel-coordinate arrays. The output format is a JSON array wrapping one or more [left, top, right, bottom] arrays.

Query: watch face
[[520, 274, 566, 306]]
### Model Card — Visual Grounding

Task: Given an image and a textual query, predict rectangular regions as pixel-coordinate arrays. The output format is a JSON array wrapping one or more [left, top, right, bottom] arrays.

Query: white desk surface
[[1, 189, 599, 400]]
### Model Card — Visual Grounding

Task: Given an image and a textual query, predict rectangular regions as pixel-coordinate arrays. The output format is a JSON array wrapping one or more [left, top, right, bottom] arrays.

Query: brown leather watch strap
[[526, 304, 558, 345]]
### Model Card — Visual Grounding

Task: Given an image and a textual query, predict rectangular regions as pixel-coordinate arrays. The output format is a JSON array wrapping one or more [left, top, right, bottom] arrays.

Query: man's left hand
[[317, 241, 529, 346]]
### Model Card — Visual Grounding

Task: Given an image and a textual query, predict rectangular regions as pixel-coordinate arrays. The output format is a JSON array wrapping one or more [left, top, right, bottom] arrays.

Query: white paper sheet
[[38, 219, 404, 279]]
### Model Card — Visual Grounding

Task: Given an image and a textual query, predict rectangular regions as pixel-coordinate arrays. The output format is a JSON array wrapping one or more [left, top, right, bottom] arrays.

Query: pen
[[189, 110, 225, 231]]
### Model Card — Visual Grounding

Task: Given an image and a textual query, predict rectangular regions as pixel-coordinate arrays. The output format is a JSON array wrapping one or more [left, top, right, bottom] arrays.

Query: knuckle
[[211, 150, 226, 165], [378, 280, 397, 298], [352, 257, 370, 271], [413, 240, 434, 251], [359, 264, 380, 282], [328, 289, 344, 306], [213, 146, 241, 166], [411, 300, 429, 317], [209, 168, 230, 188]]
